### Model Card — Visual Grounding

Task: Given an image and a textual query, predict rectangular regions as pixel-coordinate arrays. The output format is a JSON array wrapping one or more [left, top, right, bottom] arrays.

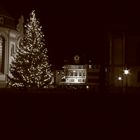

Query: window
[[79, 72, 82, 76], [0, 36, 5, 73], [78, 79, 81, 82], [74, 71, 77, 76], [11, 44, 15, 56], [83, 72, 86, 76], [70, 79, 74, 82]]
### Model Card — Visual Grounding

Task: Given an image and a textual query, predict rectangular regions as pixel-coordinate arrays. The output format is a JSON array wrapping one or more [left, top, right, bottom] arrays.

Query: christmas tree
[[8, 10, 52, 88]]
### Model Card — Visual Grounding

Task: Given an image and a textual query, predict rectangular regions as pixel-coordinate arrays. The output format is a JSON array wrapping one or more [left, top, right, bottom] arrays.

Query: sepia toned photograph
[[0, 0, 140, 139]]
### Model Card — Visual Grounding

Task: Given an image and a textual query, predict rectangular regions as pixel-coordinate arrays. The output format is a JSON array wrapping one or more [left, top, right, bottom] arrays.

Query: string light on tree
[[8, 10, 52, 88]]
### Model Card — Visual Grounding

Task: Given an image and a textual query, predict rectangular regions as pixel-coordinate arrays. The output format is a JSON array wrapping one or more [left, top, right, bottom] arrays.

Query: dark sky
[[2, 1, 140, 67]]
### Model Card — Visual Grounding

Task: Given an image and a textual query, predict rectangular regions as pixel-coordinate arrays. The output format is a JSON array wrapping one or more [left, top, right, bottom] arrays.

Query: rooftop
[[0, 7, 15, 29]]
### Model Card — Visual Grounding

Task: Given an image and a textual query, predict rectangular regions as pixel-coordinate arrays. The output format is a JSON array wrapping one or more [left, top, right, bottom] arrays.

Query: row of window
[[66, 70, 86, 77], [66, 78, 86, 83], [65, 78, 100, 84]]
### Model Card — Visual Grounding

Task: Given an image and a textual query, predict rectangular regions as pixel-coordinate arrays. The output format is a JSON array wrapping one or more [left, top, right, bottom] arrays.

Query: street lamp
[[124, 69, 129, 75], [123, 69, 129, 93], [118, 76, 122, 81]]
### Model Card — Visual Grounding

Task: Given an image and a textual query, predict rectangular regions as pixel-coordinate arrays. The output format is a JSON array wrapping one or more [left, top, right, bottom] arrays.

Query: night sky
[[2, 1, 140, 67]]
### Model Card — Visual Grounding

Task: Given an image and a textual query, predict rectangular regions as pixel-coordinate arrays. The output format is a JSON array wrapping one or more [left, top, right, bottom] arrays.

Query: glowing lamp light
[[124, 69, 129, 75], [118, 76, 122, 81], [86, 85, 89, 89]]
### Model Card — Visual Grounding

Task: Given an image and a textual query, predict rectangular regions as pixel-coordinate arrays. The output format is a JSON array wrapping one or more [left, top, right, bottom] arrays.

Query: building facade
[[53, 55, 101, 89], [0, 8, 23, 87], [107, 31, 140, 88]]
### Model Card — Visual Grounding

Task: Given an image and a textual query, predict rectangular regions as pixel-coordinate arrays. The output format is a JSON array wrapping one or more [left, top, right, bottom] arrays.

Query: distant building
[[63, 64, 87, 85], [107, 33, 125, 87], [107, 30, 140, 88], [53, 55, 101, 89], [0, 8, 23, 87]]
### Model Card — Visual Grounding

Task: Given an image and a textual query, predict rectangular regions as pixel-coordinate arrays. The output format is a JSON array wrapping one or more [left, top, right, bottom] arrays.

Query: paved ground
[[0, 88, 140, 139]]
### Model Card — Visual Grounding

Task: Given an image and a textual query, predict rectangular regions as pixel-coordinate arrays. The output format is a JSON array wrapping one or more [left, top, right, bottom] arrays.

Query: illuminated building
[[63, 64, 87, 85], [0, 8, 23, 87], [54, 55, 101, 89]]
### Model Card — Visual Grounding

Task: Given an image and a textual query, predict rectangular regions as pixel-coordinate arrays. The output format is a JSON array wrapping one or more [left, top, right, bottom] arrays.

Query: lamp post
[[123, 69, 129, 93], [118, 76, 123, 93]]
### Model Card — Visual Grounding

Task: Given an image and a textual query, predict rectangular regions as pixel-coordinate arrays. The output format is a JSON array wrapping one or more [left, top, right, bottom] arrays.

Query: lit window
[[78, 79, 81, 82], [74, 72, 77, 76], [70, 79, 74, 82]]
